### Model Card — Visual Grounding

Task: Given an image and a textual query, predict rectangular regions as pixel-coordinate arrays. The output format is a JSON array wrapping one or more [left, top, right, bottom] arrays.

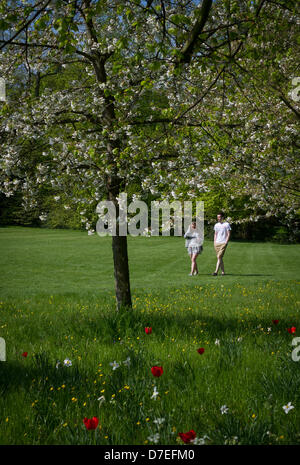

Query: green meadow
[[0, 226, 299, 445]]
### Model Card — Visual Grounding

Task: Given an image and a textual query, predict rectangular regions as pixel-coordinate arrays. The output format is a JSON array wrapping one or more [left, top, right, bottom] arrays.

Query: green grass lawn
[[0, 226, 299, 445]]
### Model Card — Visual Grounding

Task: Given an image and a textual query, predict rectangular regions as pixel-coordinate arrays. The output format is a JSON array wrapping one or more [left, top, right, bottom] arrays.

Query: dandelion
[[282, 402, 294, 414], [63, 358, 72, 367], [109, 361, 120, 370], [220, 405, 229, 415]]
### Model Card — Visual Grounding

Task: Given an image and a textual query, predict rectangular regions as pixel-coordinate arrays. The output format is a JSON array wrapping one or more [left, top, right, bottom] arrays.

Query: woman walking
[[184, 221, 203, 276]]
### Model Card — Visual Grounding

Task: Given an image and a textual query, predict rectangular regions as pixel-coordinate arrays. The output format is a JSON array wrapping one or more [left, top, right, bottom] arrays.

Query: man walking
[[212, 212, 231, 276]]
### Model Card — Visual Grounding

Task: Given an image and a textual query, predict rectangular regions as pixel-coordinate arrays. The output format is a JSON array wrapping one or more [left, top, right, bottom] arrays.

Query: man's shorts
[[214, 242, 227, 259]]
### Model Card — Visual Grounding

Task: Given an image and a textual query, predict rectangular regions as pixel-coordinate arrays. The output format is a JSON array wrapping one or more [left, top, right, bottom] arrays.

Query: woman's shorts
[[187, 245, 203, 255]]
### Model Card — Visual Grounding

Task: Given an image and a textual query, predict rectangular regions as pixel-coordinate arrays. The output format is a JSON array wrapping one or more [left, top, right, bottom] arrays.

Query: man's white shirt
[[214, 221, 231, 244]]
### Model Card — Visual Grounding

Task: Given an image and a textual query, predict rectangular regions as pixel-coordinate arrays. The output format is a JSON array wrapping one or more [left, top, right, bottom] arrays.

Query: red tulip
[[145, 327, 152, 334], [179, 430, 196, 444], [272, 320, 279, 325], [22, 352, 28, 358], [83, 416, 99, 430], [151, 366, 163, 377], [197, 348, 205, 355], [287, 327, 296, 334]]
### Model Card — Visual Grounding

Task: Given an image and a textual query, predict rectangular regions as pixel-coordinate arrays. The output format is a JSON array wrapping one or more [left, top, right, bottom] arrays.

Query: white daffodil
[[151, 386, 159, 400], [215, 339, 220, 346], [109, 360, 120, 370], [220, 405, 229, 415], [63, 358, 72, 367], [191, 435, 210, 445], [123, 356, 131, 366], [147, 433, 160, 444], [283, 402, 294, 414], [153, 417, 165, 427]]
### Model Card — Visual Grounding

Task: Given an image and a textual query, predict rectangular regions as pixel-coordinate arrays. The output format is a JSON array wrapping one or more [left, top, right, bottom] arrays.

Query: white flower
[[109, 360, 120, 370], [88, 229, 95, 235], [267, 327, 272, 332], [153, 417, 165, 427], [63, 358, 72, 367], [237, 337, 243, 342], [151, 386, 159, 400], [192, 435, 210, 445], [97, 395, 105, 404], [147, 433, 160, 444], [215, 338, 220, 345], [283, 402, 294, 414], [55, 361, 61, 369], [220, 405, 229, 415], [122, 356, 131, 366]]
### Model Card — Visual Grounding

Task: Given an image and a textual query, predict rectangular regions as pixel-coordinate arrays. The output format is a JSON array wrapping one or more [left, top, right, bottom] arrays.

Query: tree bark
[[112, 235, 132, 310]]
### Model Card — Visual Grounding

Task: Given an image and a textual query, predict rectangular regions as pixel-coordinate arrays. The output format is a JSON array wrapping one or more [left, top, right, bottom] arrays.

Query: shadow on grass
[[195, 273, 273, 277]]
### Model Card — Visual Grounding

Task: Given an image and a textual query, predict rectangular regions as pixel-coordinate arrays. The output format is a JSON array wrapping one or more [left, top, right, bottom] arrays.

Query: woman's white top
[[184, 227, 203, 248]]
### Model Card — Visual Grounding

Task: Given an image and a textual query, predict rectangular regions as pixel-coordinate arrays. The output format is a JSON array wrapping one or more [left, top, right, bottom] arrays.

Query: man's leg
[[214, 244, 226, 274], [220, 257, 225, 274], [215, 257, 221, 274]]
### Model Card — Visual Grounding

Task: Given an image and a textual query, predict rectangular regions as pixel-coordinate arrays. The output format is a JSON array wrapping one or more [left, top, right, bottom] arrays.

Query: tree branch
[[175, 0, 213, 67]]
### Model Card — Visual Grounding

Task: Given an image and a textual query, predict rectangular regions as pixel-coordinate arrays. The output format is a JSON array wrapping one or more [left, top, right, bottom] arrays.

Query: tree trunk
[[112, 235, 132, 310], [85, 11, 133, 309]]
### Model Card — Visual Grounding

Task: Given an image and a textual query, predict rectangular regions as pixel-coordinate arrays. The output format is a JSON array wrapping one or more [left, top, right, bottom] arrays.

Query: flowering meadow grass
[[0, 226, 299, 445]]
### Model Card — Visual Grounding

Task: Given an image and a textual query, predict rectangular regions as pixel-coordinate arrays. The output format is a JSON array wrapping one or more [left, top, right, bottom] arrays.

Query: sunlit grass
[[0, 227, 299, 445]]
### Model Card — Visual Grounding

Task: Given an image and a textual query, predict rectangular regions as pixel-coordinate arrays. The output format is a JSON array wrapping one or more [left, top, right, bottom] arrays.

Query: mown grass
[[0, 226, 299, 445]]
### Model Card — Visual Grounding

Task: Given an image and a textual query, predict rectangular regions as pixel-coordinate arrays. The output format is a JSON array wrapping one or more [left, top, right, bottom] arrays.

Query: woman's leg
[[192, 253, 198, 274], [189, 253, 193, 274]]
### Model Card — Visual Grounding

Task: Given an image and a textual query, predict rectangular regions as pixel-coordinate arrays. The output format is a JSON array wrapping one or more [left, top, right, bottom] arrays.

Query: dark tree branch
[[0, 0, 52, 51], [175, 0, 213, 67]]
